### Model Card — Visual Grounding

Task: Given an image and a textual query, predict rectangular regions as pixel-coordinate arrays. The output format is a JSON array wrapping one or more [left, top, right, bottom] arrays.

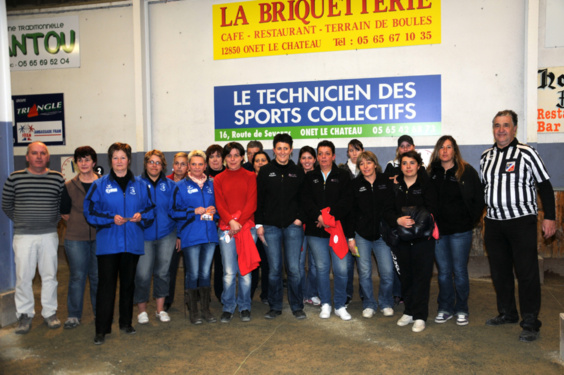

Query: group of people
[[1, 109, 556, 345]]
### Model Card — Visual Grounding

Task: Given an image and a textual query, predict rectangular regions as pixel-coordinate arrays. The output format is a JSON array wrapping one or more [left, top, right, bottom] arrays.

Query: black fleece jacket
[[302, 163, 350, 238], [255, 160, 305, 228], [342, 172, 396, 241]]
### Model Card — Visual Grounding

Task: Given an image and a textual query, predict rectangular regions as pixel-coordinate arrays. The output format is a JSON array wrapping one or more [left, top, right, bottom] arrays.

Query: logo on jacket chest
[[105, 184, 118, 194], [505, 161, 516, 172], [269, 172, 277, 177], [358, 186, 367, 193], [129, 186, 137, 195], [159, 183, 167, 192], [187, 185, 199, 194]]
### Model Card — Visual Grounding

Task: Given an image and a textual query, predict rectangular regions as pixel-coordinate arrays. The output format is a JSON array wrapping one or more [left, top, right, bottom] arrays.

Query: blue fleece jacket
[[137, 172, 176, 241], [169, 177, 219, 248], [84, 172, 154, 255]]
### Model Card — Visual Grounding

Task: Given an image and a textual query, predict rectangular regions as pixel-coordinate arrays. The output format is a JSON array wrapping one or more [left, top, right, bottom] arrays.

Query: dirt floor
[[1, 260, 564, 374]]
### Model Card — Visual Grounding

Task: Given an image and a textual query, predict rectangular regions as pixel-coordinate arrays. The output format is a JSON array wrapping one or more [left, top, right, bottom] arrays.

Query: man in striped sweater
[[2, 142, 65, 334], [480, 110, 557, 342]]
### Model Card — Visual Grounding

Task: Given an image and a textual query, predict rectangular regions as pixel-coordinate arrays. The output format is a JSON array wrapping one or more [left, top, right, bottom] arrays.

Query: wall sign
[[538, 67, 564, 133], [12, 93, 66, 147], [214, 75, 441, 141], [213, 0, 441, 60], [8, 16, 80, 71]]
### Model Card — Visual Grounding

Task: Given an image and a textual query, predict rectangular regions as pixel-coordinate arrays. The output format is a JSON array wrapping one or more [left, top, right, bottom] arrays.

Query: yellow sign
[[213, 0, 441, 60]]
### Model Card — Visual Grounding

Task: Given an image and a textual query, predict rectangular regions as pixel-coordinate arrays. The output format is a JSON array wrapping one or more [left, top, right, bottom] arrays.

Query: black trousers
[[165, 247, 184, 306], [96, 252, 140, 334], [213, 245, 224, 301], [251, 239, 269, 301], [484, 215, 541, 331], [395, 238, 435, 321]]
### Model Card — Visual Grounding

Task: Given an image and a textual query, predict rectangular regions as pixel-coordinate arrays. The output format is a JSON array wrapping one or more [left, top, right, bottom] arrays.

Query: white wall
[[7, 0, 558, 156], [538, 0, 564, 144], [149, 0, 527, 152], [10, 4, 136, 156]]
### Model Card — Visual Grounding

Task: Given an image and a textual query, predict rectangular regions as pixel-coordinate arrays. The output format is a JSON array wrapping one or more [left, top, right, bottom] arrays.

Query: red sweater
[[214, 167, 257, 227]]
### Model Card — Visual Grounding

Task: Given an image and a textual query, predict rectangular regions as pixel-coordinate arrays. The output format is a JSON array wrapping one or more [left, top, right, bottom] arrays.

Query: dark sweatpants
[[484, 215, 541, 331], [395, 238, 435, 322], [96, 252, 140, 334]]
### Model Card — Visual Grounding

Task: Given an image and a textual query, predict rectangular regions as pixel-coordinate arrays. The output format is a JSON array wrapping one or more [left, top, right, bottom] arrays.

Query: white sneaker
[[319, 304, 331, 319], [397, 314, 414, 326], [381, 307, 394, 317], [156, 311, 171, 323], [334, 307, 352, 321], [456, 314, 469, 326], [311, 296, 321, 306], [412, 319, 426, 332], [137, 311, 149, 324], [362, 308, 375, 318]]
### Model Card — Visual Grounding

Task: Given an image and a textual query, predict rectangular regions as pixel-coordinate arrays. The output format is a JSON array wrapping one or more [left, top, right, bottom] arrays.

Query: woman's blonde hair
[[188, 150, 206, 164]]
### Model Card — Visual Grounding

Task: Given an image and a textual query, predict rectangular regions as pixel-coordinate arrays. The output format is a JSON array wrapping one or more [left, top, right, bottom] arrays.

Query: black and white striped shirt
[[480, 138, 550, 220], [2, 169, 64, 235]]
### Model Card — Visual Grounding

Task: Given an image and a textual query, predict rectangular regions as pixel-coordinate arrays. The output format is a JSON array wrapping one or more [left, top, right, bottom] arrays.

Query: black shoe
[[220, 311, 233, 323], [163, 303, 171, 312], [94, 334, 105, 345], [519, 329, 539, 342], [292, 310, 307, 320], [120, 325, 136, 334], [485, 315, 519, 326], [240, 310, 251, 322], [264, 310, 282, 319]]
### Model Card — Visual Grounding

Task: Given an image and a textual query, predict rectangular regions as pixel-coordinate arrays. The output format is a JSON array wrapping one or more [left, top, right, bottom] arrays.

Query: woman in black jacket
[[427, 136, 484, 326], [343, 151, 396, 319], [392, 150, 437, 333], [256, 134, 306, 319], [302, 140, 351, 320]]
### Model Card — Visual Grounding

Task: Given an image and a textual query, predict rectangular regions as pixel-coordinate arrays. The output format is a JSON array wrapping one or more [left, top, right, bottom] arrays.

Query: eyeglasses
[[148, 160, 162, 165]]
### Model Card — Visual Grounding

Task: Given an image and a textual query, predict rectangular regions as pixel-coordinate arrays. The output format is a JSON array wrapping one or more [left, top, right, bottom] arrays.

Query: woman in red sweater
[[213, 142, 259, 323]]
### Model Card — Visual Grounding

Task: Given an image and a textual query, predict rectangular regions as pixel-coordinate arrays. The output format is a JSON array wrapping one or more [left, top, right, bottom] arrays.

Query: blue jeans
[[300, 236, 318, 299], [307, 236, 350, 309], [134, 230, 177, 304], [435, 230, 473, 315], [346, 254, 363, 300], [219, 227, 257, 313], [355, 235, 395, 310], [263, 224, 304, 312], [64, 239, 98, 319], [183, 243, 216, 289]]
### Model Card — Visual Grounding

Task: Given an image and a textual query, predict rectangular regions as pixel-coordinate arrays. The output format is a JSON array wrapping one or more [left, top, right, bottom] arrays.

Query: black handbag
[[380, 219, 400, 247], [396, 205, 434, 241]]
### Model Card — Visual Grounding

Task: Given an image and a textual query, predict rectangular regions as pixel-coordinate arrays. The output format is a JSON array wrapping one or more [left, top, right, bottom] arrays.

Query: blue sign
[[12, 93, 65, 147], [214, 75, 441, 141]]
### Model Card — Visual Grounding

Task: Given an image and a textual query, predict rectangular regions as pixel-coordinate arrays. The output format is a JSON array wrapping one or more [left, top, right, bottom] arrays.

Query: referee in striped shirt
[[480, 109, 557, 342]]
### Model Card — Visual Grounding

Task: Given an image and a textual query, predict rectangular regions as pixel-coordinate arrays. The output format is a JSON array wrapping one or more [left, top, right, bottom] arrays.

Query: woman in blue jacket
[[134, 150, 177, 325], [170, 150, 219, 324], [84, 142, 154, 345]]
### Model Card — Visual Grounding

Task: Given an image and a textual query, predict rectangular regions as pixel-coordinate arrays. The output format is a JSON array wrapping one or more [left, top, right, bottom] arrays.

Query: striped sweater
[[2, 168, 65, 235]]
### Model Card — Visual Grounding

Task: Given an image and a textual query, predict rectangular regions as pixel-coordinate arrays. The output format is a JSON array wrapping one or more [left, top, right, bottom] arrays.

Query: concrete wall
[[6, 0, 564, 186]]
